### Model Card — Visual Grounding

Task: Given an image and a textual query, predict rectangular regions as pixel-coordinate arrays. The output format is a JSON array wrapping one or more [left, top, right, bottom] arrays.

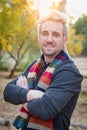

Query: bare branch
[[6, 47, 17, 61], [17, 40, 25, 59], [19, 46, 29, 61]]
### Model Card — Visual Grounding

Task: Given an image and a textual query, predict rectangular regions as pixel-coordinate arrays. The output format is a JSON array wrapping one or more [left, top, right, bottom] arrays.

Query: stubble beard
[[41, 48, 58, 58]]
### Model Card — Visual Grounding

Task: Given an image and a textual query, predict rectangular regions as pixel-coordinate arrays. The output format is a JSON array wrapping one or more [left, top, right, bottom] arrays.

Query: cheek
[[38, 37, 44, 49], [56, 39, 65, 48], [38, 36, 42, 46], [38, 35, 43, 43], [39, 37, 45, 47]]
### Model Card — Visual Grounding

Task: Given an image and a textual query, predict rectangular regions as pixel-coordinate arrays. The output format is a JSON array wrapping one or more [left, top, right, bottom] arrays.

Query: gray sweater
[[3, 59, 83, 130]]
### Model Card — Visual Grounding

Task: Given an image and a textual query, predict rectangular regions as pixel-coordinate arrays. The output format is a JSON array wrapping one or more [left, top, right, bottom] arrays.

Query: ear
[[64, 36, 68, 45]]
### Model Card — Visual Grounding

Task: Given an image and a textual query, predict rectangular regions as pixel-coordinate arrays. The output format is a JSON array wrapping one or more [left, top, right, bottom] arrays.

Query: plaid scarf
[[13, 51, 69, 130]]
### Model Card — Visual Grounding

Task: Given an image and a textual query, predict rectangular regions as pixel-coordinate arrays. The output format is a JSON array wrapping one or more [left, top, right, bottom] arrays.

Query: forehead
[[41, 20, 64, 32]]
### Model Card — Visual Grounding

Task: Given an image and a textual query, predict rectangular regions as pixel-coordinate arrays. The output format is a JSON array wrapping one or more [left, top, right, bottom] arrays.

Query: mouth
[[45, 45, 55, 50]]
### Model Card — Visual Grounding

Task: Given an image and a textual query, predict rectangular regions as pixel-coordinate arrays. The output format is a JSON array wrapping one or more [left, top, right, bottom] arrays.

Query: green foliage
[[0, 56, 9, 71], [0, 0, 38, 52], [67, 26, 83, 57], [0, 0, 39, 77], [74, 14, 87, 36], [17, 51, 40, 71], [82, 38, 87, 54], [74, 14, 87, 54]]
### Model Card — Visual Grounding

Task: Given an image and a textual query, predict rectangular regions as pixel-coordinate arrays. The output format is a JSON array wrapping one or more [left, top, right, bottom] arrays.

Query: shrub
[[0, 56, 9, 71]]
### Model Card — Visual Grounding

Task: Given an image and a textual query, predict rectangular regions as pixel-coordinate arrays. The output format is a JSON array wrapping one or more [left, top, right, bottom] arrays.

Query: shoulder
[[55, 59, 80, 74], [54, 59, 83, 82], [51, 59, 83, 93]]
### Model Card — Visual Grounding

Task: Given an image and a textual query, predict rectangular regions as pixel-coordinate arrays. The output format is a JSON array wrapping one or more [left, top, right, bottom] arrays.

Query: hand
[[16, 76, 28, 89], [27, 90, 44, 101]]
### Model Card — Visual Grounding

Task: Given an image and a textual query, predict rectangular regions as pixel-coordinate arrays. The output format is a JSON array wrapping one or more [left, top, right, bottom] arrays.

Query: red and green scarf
[[13, 51, 69, 130]]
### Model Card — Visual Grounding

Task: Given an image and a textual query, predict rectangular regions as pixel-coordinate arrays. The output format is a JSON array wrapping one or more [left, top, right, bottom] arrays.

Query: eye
[[41, 31, 48, 36], [53, 32, 60, 37]]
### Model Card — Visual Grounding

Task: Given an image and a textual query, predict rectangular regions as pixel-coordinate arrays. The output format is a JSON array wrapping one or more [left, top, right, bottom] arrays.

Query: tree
[[58, 0, 67, 12], [0, 0, 39, 78], [67, 25, 83, 57], [74, 14, 87, 54], [50, 0, 67, 12]]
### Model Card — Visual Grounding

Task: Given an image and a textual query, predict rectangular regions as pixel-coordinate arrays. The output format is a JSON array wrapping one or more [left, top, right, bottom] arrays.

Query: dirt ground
[[0, 57, 87, 130]]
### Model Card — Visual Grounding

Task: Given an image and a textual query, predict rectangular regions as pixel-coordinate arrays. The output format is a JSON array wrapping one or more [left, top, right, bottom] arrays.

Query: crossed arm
[[16, 76, 44, 102], [4, 66, 81, 120]]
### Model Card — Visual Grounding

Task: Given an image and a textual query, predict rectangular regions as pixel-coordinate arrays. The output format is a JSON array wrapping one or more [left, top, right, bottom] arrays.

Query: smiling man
[[3, 10, 83, 130]]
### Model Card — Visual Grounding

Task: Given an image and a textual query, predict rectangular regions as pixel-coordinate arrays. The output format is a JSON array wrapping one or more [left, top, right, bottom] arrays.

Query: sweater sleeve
[[3, 61, 36, 105], [4, 81, 28, 105], [27, 65, 83, 120]]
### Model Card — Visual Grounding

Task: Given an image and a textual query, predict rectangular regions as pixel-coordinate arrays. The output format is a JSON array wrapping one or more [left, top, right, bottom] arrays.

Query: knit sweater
[[3, 54, 83, 130]]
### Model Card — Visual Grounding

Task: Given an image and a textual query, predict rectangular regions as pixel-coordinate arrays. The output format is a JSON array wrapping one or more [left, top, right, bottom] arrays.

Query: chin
[[44, 53, 56, 57]]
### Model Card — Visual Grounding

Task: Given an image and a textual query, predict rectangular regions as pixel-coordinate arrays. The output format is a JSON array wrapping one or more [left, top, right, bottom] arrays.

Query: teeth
[[46, 46, 52, 47]]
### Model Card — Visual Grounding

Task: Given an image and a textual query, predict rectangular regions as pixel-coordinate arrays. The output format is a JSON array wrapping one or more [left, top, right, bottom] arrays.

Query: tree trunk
[[8, 61, 18, 78]]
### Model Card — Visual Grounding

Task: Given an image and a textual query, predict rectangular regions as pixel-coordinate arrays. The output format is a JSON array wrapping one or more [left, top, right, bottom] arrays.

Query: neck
[[44, 51, 62, 64], [44, 55, 56, 64]]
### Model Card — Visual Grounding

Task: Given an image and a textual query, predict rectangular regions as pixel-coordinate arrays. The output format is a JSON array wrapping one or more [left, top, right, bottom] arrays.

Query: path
[[73, 57, 87, 77]]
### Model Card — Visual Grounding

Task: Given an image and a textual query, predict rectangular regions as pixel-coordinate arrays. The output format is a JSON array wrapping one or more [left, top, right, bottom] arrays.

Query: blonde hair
[[38, 10, 69, 38]]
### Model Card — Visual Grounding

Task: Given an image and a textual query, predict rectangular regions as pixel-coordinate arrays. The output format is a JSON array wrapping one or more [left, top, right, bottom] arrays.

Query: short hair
[[38, 10, 69, 37]]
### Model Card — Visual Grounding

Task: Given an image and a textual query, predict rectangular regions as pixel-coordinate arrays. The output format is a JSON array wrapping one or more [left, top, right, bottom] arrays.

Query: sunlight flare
[[33, 0, 61, 17]]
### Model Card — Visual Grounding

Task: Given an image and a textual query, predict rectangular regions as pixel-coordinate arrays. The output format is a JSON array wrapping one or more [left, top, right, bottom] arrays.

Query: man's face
[[38, 21, 67, 58]]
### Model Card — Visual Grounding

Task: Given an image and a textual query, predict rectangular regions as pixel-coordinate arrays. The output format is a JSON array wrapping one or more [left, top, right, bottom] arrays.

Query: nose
[[46, 34, 53, 42]]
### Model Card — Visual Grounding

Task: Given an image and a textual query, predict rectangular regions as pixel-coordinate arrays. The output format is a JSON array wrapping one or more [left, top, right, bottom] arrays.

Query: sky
[[33, 0, 87, 22], [66, 0, 87, 21]]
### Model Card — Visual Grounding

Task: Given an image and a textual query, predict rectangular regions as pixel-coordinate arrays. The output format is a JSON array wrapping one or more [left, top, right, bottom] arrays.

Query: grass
[[78, 91, 87, 106], [0, 89, 3, 94], [80, 91, 87, 99]]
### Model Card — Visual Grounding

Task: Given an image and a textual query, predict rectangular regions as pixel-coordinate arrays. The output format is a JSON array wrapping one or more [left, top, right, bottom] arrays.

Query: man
[[3, 10, 83, 130]]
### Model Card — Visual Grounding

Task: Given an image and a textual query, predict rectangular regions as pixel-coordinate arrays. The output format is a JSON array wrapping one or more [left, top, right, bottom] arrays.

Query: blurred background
[[0, 0, 87, 130]]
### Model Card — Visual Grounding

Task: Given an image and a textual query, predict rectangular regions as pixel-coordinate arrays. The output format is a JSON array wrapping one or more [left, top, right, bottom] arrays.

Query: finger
[[16, 76, 23, 86], [23, 76, 28, 89], [21, 76, 28, 89], [18, 76, 28, 89], [19, 76, 25, 87], [16, 79, 20, 86]]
